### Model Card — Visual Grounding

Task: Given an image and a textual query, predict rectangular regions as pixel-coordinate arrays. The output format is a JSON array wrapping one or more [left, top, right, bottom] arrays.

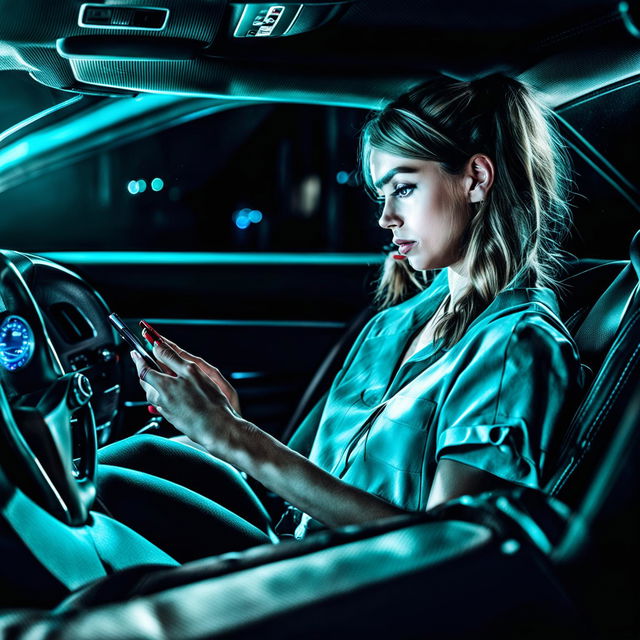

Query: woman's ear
[[464, 154, 495, 203]]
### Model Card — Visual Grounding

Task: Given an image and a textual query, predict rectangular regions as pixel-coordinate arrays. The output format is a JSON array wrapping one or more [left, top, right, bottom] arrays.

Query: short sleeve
[[435, 315, 583, 489]]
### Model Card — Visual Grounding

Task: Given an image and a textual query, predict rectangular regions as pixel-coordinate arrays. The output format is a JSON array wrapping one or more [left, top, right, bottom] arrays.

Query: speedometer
[[0, 315, 35, 371]]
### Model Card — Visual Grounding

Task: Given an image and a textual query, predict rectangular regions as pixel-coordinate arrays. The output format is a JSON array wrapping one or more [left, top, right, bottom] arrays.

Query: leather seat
[[546, 229, 640, 508]]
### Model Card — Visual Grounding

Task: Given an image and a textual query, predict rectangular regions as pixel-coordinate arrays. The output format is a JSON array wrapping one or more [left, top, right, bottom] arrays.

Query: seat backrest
[[546, 230, 640, 508], [556, 258, 627, 337]]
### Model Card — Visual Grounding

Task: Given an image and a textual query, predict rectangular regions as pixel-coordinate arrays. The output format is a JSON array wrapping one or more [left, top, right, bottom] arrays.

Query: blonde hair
[[360, 74, 573, 348]]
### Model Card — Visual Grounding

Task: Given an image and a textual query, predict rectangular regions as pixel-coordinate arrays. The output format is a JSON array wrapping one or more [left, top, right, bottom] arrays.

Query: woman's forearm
[[221, 419, 406, 527]]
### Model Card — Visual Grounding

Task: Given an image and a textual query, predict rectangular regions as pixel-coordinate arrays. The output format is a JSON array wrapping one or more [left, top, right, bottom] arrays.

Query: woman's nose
[[378, 201, 401, 229]]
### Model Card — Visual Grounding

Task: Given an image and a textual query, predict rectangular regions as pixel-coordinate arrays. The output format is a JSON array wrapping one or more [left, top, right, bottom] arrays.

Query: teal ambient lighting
[[137, 179, 147, 193], [127, 180, 140, 195], [336, 171, 350, 184], [0, 96, 83, 146], [151, 177, 164, 191], [39, 252, 384, 266], [619, 1, 640, 37]]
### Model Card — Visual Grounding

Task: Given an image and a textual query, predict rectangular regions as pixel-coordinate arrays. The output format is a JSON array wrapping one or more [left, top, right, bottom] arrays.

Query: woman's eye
[[391, 184, 415, 198]]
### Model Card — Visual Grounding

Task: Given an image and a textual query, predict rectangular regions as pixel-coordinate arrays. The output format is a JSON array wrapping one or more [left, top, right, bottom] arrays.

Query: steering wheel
[[0, 253, 96, 527]]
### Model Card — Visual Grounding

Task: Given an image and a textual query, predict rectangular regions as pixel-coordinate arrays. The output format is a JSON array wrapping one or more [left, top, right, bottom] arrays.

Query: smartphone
[[139, 319, 162, 345], [108, 313, 161, 372]]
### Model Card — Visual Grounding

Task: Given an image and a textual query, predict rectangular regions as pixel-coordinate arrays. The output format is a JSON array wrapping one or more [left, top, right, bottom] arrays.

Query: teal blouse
[[288, 269, 584, 536]]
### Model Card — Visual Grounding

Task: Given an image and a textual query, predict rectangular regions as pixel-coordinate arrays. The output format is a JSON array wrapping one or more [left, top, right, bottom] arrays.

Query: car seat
[[546, 229, 640, 507]]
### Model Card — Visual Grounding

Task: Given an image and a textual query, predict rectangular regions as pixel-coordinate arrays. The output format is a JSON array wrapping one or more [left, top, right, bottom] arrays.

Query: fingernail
[[392, 254, 407, 260], [131, 350, 140, 359], [147, 405, 160, 415], [141, 329, 155, 346]]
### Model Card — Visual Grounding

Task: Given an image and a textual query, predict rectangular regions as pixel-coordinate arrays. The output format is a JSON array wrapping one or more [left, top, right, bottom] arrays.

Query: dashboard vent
[[49, 303, 95, 343]]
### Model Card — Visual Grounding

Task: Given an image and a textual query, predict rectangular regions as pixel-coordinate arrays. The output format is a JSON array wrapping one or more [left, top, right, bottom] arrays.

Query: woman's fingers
[[152, 340, 200, 379], [140, 331, 237, 408], [146, 331, 200, 363], [161, 336, 201, 364], [130, 351, 163, 402]]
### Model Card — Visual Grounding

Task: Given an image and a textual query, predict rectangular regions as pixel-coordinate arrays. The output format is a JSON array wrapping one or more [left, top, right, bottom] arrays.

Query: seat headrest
[[631, 229, 640, 278]]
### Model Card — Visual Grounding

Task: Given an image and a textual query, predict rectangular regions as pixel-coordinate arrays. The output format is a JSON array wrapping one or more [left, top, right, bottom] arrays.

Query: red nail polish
[[141, 329, 155, 346], [147, 405, 160, 415], [139, 320, 162, 344], [392, 254, 407, 260]]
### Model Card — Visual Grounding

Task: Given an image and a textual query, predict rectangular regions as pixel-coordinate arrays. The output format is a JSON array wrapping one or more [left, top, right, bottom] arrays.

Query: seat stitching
[[552, 309, 640, 494], [567, 307, 640, 428], [577, 310, 640, 430], [555, 346, 640, 494], [584, 341, 640, 442]]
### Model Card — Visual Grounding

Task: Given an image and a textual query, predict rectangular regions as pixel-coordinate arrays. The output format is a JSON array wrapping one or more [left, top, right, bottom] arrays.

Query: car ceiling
[[0, 0, 639, 109]]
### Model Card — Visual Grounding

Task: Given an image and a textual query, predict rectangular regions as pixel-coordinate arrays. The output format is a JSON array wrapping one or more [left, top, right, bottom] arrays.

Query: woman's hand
[[132, 340, 405, 528], [141, 329, 241, 416], [130, 342, 250, 459]]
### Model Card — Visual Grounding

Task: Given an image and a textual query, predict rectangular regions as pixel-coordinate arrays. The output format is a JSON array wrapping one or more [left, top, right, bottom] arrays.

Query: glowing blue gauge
[[0, 316, 35, 371]]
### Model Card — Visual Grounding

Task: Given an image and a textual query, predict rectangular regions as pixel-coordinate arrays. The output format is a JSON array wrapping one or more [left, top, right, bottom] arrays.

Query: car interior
[[0, 0, 639, 637]]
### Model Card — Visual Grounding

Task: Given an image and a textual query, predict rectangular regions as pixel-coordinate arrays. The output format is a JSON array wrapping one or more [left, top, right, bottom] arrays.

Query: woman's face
[[371, 149, 472, 272]]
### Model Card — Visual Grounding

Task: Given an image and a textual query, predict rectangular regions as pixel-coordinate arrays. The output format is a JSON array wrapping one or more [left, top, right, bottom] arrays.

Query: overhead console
[[75, 1, 349, 39], [45, 0, 359, 97]]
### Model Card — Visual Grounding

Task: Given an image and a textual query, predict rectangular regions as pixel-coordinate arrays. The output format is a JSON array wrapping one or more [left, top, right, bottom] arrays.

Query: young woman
[[97, 74, 584, 560]]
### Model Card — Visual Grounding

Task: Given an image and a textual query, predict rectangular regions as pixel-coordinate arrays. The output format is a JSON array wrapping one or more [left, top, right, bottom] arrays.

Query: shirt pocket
[[363, 395, 437, 473]]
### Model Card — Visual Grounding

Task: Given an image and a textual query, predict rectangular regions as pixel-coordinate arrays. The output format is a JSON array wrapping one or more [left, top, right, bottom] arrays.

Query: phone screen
[[108, 313, 161, 372]]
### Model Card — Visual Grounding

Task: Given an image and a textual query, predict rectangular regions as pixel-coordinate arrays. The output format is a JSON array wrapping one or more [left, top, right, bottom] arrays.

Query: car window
[[559, 80, 640, 260], [0, 101, 386, 254]]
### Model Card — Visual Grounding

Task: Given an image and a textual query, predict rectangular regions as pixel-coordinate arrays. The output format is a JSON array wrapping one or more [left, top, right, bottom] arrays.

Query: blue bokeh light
[[248, 209, 263, 223], [336, 170, 350, 185], [127, 180, 140, 195], [137, 179, 147, 193], [151, 177, 164, 192]]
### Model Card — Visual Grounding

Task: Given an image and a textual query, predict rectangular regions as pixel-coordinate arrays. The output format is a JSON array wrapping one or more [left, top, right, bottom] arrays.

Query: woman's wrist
[[200, 415, 261, 470]]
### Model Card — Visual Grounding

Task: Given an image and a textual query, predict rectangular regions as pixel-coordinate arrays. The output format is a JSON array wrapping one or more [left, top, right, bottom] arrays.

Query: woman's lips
[[396, 241, 417, 255]]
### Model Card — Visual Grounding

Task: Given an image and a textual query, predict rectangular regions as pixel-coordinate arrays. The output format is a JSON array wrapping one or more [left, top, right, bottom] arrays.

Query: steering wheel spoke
[[0, 254, 98, 526]]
